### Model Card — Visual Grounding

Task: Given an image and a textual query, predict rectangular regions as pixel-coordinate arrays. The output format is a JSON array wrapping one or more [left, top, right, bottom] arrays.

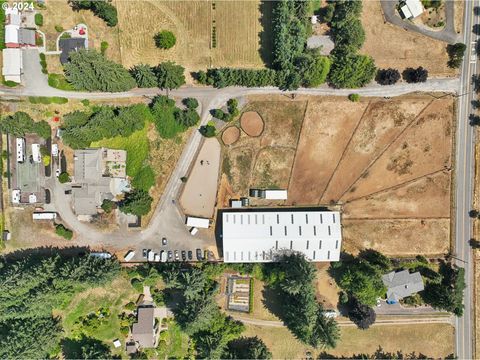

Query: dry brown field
[[242, 323, 454, 359], [220, 94, 454, 256], [361, 1, 456, 77], [221, 99, 306, 195], [116, 0, 267, 76]]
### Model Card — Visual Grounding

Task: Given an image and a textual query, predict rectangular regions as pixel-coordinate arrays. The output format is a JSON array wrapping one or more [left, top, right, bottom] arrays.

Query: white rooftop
[[402, 0, 424, 19], [222, 209, 342, 263], [2, 48, 22, 83]]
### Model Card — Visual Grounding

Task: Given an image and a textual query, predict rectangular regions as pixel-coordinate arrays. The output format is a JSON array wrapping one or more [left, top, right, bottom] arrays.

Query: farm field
[[219, 94, 455, 256], [242, 323, 454, 359], [116, 0, 267, 76], [361, 1, 456, 77]]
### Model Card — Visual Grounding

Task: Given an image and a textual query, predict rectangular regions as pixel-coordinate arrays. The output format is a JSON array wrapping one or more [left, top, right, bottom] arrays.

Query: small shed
[[230, 199, 243, 208], [400, 0, 424, 19], [18, 28, 36, 46], [264, 189, 288, 200]]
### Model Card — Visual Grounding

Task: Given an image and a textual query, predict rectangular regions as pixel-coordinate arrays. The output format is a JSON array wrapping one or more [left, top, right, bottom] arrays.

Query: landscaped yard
[[54, 276, 138, 357]]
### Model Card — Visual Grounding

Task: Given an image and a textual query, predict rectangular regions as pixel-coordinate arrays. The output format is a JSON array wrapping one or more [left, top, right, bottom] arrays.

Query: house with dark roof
[[131, 304, 158, 349], [382, 270, 425, 304], [59, 37, 85, 64]]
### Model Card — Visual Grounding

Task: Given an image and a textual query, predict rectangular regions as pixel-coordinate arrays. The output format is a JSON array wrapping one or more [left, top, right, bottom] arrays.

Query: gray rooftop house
[[59, 37, 85, 64], [382, 270, 424, 304], [72, 148, 127, 216], [132, 305, 157, 349]]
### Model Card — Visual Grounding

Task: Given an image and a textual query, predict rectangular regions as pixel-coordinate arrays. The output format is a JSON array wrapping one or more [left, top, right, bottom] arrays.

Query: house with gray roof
[[72, 148, 128, 216], [382, 270, 424, 304], [132, 304, 157, 349]]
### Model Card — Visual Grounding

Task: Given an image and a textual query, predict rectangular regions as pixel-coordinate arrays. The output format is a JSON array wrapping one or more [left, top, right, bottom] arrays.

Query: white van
[[190, 227, 199, 236], [147, 250, 155, 262], [160, 250, 167, 262], [124, 250, 135, 262]]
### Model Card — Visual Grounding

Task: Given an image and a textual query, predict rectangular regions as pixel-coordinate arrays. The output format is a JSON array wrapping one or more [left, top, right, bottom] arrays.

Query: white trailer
[[51, 144, 59, 157], [90, 252, 112, 259], [190, 227, 199, 236], [264, 189, 288, 200], [32, 212, 57, 220], [16, 138, 25, 163], [11, 189, 20, 204], [186, 216, 210, 229], [124, 250, 135, 262], [31, 144, 41, 163]]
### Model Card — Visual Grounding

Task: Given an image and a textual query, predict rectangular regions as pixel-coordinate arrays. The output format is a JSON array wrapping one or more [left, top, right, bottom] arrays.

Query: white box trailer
[[160, 251, 167, 262], [186, 216, 210, 229], [264, 189, 288, 200], [16, 138, 25, 163], [11, 189, 20, 204], [124, 250, 135, 262], [32, 212, 57, 220], [190, 227, 199, 236], [147, 250, 155, 262]]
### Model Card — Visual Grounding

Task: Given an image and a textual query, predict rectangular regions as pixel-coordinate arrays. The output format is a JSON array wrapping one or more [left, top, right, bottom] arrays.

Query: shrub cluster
[[55, 223, 73, 240], [0, 112, 51, 139], [61, 104, 152, 149], [211, 98, 239, 122], [70, 0, 118, 27]]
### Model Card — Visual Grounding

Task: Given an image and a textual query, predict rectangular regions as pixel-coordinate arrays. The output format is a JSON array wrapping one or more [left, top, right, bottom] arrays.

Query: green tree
[[154, 30, 176, 49], [200, 123, 217, 138], [183, 97, 199, 109], [224, 336, 272, 359], [58, 172, 71, 183], [311, 311, 340, 349], [64, 49, 136, 92], [154, 61, 186, 91], [101, 199, 115, 213], [447, 43, 466, 68], [296, 53, 331, 87], [62, 335, 112, 359], [278, 253, 316, 295], [119, 189, 153, 216], [329, 52, 376, 88], [130, 64, 157, 88], [347, 297, 376, 329], [150, 95, 185, 139]]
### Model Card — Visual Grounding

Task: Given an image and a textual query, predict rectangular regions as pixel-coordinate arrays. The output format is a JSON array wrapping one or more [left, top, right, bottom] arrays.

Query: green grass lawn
[[91, 124, 150, 179], [59, 276, 139, 356], [48, 73, 75, 91], [147, 321, 191, 359]]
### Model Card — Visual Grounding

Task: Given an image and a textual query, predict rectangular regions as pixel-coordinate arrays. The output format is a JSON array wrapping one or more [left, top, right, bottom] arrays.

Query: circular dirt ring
[[222, 126, 240, 145], [240, 111, 264, 137]]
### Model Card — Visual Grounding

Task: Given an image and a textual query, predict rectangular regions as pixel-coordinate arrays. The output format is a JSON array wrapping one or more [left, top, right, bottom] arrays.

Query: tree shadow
[[61, 334, 116, 359], [1, 245, 92, 262], [261, 285, 284, 320], [258, 1, 274, 68]]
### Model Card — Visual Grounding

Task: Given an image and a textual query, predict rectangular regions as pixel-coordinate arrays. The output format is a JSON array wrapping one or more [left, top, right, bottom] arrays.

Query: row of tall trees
[[328, 0, 376, 88], [64, 50, 186, 93], [60, 103, 152, 149], [0, 253, 120, 358], [0, 111, 51, 139]]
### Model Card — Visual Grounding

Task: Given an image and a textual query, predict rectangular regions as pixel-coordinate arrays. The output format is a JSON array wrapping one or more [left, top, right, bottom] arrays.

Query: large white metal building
[[221, 209, 342, 263]]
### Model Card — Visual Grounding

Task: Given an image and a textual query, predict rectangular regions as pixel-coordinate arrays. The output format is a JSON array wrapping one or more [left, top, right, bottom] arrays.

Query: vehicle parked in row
[[162, 237, 167, 245], [181, 250, 186, 261], [187, 250, 193, 261], [196, 248, 203, 261]]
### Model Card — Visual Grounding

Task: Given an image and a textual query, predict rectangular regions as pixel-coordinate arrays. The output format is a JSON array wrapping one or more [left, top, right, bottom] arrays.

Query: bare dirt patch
[[321, 96, 433, 203], [361, 1, 456, 77], [342, 219, 450, 257], [221, 126, 240, 145], [315, 263, 340, 309], [240, 111, 264, 137], [180, 138, 221, 218], [343, 171, 451, 219], [342, 97, 453, 202], [288, 98, 368, 205]]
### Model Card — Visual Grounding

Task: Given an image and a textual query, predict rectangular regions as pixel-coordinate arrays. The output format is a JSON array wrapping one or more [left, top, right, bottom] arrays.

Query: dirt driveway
[[180, 138, 221, 218]]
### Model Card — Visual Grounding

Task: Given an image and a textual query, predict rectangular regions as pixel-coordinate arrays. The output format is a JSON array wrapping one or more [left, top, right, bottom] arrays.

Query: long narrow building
[[221, 209, 342, 263]]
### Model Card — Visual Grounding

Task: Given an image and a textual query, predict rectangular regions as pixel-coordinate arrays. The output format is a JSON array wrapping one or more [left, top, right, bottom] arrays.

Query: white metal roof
[[186, 216, 210, 229], [222, 210, 342, 263], [16, 138, 24, 162], [2, 48, 22, 83], [405, 0, 424, 18], [33, 212, 57, 220], [31, 144, 41, 163], [264, 189, 288, 200], [5, 24, 19, 44]]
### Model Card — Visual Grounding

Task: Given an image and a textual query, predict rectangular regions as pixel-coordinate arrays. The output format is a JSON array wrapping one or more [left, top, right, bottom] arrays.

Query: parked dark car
[[187, 250, 193, 261], [181, 250, 187, 261], [196, 248, 203, 261], [142, 249, 148, 258]]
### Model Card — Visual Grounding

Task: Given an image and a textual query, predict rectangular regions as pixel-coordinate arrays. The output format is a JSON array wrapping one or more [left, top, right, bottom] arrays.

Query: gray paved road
[[454, 1, 477, 359]]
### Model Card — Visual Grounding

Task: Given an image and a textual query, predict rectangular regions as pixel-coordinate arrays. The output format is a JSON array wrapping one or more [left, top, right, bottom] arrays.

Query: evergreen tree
[[119, 189, 153, 216], [130, 64, 157, 88], [154, 61, 186, 90]]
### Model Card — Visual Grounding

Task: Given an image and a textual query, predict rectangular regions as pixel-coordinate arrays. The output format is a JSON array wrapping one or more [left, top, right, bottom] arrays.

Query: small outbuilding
[[400, 0, 424, 19], [382, 270, 424, 304], [18, 28, 36, 46]]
